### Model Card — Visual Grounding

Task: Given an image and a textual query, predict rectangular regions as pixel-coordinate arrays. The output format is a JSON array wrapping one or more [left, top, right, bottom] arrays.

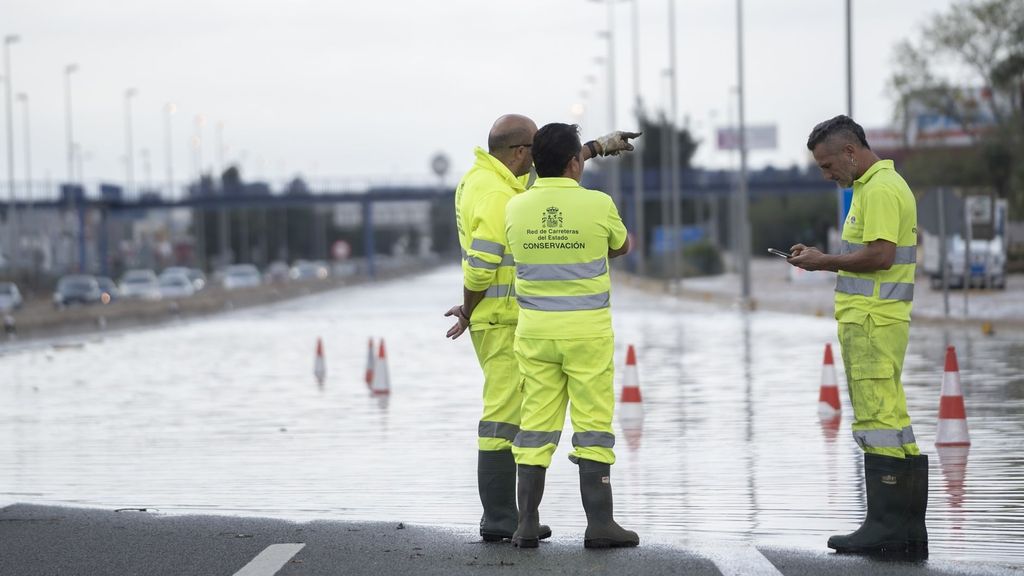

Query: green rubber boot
[[479, 451, 551, 542], [578, 459, 639, 549], [512, 464, 546, 548], [906, 454, 929, 559], [828, 453, 911, 555]]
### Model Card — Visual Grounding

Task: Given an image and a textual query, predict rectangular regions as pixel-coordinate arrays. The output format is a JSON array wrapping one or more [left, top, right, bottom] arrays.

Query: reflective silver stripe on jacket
[[900, 425, 916, 445], [485, 284, 513, 298], [513, 430, 562, 448], [465, 255, 498, 270], [479, 421, 520, 441], [835, 276, 874, 297], [894, 246, 917, 264], [879, 282, 914, 302], [516, 258, 607, 281], [517, 292, 610, 312], [471, 238, 505, 256], [572, 431, 615, 449], [853, 428, 904, 449], [840, 241, 916, 264], [500, 254, 515, 266]]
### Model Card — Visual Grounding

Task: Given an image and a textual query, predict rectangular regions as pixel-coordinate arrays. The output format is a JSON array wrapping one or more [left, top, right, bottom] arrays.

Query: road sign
[[332, 240, 351, 261]]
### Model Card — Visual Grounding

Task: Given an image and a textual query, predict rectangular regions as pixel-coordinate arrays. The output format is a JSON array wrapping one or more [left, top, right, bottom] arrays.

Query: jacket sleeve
[[463, 190, 510, 291]]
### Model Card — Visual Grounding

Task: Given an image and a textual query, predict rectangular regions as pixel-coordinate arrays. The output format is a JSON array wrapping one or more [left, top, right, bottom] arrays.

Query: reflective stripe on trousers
[[514, 430, 562, 448], [853, 425, 917, 450], [479, 420, 520, 442]]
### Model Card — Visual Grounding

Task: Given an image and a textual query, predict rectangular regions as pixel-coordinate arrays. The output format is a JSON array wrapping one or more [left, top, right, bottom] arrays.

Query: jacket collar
[[855, 159, 893, 186], [532, 177, 580, 189], [473, 147, 526, 192]]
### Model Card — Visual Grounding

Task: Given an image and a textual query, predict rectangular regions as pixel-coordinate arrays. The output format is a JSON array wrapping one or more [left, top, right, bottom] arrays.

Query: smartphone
[[767, 248, 792, 259]]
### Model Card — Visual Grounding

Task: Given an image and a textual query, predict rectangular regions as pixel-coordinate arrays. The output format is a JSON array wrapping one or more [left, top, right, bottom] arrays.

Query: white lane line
[[700, 546, 784, 576], [232, 543, 306, 576]]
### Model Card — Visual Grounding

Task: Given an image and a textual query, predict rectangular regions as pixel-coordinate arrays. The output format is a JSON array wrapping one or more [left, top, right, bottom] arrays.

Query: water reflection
[[0, 267, 1022, 565]]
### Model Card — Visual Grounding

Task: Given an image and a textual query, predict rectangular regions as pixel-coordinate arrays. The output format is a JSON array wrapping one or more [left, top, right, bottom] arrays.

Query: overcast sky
[[3, 0, 958, 192]]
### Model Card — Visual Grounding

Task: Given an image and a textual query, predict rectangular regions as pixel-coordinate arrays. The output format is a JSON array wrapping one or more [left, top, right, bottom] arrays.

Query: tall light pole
[[17, 92, 31, 234], [164, 103, 175, 199], [630, 0, 646, 275], [64, 64, 78, 183], [124, 88, 137, 197], [667, 0, 683, 289], [4, 34, 19, 263], [590, 0, 621, 207], [736, 0, 751, 304]]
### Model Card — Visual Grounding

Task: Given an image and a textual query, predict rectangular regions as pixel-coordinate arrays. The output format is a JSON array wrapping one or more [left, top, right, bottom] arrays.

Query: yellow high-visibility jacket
[[456, 147, 528, 331]]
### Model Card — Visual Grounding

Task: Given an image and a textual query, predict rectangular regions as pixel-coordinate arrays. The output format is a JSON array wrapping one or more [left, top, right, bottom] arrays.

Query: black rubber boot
[[578, 459, 639, 549], [512, 464, 546, 548], [478, 451, 551, 542], [828, 453, 911, 555], [906, 454, 929, 559]]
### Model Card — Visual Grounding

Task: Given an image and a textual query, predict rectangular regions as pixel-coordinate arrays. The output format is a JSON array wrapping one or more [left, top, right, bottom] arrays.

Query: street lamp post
[[667, 0, 683, 290], [630, 0, 646, 275], [164, 103, 175, 199], [736, 0, 751, 304], [17, 92, 31, 242], [64, 64, 77, 183], [4, 34, 20, 265], [124, 88, 137, 198], [590, 0, 621, 208]]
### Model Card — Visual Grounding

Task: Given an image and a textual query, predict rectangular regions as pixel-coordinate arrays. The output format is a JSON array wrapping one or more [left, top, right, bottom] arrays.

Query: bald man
[[444, 114, 639, 543]]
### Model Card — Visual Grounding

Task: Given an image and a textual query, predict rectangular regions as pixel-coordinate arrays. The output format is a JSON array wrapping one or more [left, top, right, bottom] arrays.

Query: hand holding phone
[[767, 248, 792, 259]]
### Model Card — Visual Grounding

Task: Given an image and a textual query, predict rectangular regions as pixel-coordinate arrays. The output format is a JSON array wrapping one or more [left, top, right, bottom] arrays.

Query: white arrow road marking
[[232, 543, 305, 576], [700, 545, 784, 576]]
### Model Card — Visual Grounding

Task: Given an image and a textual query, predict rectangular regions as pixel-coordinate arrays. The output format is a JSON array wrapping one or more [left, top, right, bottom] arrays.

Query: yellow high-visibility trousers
[[838, 316, 920, 458], [472, 325, 523, 451], [511, 336, 616, 468]]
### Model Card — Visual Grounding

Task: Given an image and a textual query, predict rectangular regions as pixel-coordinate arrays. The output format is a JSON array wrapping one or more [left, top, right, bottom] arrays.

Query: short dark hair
[[532, 123, 582, 177], [806, 115, 870, 151]]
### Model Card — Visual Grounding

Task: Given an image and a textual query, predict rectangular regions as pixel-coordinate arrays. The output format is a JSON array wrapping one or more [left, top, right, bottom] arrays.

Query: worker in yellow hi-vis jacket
[[443, 114, 639, 544], [503, 122, 637, 550], [789, 114, 926, 558]]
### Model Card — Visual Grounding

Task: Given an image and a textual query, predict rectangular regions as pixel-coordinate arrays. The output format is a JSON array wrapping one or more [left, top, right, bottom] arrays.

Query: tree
[[636, 111, 699, 171], [890, 0, 1024, 216]]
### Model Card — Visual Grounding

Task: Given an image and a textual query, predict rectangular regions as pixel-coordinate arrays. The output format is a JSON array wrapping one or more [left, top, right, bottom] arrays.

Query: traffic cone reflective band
[[936, 346, 970, 446], [371, 339, 390, 395], [619, 344, 643, 420], [817, 343, 841, 418], [314, 337, 326, 384], [365, 338, 375, 388]]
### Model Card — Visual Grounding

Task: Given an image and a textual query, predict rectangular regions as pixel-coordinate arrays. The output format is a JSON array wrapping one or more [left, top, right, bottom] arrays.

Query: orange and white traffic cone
[[818, 343, 841, 419], [371, 338, 390, 395], [619, 344, 643, 421], [314, 337, 326, 384], [365, 338, 375, 388], [936, 346, 970, 446]]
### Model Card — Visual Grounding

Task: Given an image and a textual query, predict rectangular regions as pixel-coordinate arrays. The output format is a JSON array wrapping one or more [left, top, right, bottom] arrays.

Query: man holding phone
[[788, 115, 927, 558]]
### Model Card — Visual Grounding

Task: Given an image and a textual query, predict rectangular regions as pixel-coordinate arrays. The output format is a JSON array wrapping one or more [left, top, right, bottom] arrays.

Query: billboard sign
[[716, 125, 777, 151]]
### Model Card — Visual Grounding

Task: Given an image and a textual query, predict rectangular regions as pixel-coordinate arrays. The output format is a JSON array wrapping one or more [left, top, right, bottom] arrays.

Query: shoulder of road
[[0, 504, 1017, 576]]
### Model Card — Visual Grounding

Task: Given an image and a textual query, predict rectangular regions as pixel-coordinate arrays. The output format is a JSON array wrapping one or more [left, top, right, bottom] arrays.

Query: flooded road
[[1, 266, 1022, 566]]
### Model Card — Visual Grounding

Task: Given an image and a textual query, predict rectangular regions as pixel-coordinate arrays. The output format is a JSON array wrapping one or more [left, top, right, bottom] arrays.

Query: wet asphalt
[[1, 504, 1020, 576]]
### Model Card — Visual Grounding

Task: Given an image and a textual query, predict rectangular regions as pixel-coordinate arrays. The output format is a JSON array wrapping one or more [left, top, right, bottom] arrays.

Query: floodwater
[[1, 266, 1022, 566]]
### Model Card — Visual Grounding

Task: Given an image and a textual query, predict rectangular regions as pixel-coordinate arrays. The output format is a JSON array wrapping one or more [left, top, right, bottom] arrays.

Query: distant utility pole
[[4, 35, 20, 264], [736, 0, 751, 304]]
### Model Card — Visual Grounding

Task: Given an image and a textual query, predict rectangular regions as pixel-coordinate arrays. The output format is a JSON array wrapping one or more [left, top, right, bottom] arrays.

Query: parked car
[[159, 272, 196, 299], [53, 275, 102, 308], [222, 264, 262, 290], [119, 269, 162, 300], [265, 261, 290, 284], [0, 282, 23, 311], [187, 268, 207, 291], [96, 276, 120, 304], [290, 259, 330, 281]]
